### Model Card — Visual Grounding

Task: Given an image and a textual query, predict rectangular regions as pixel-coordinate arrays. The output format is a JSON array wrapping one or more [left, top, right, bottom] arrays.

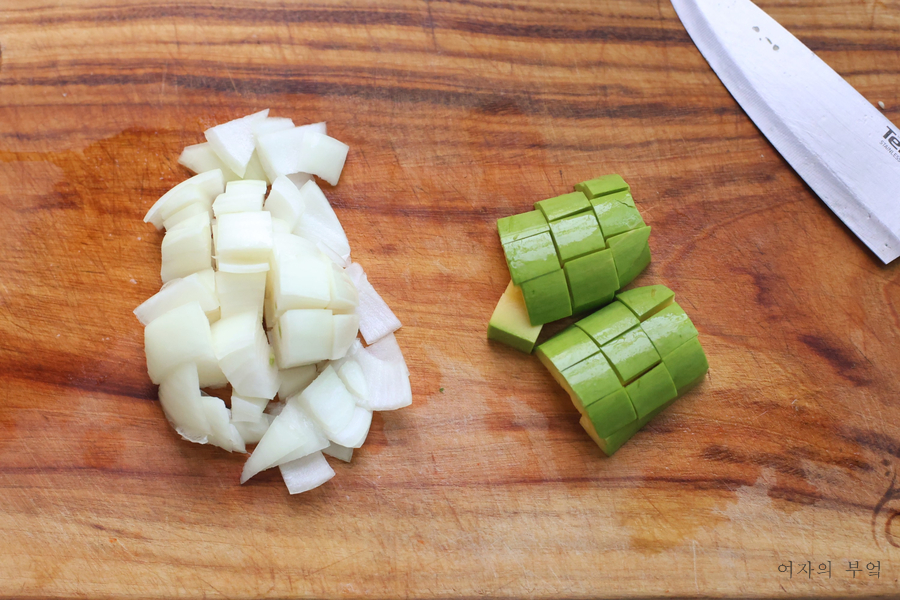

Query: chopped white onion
[[160, 212, 213, 283], [277, 364, 318, 400], [328, 263, 359, 313], [201, 395, 246, 452], [322, 442, 353, 463], [211, 312, 280, 399], [134, 269, 219, 326], [354, 336, 412, 411], [253, 117, 295, 140], [140, 111, 411, 495], [212, 192, 263, 216], [337, 358, 368, 400], [263, 176, 306, 230], [279, 451, 334, 495], [163, 201, 210, 230], [233, 413, 272, 445], [226, 180, 267, 196], [272, 309, 334, 368], [178, 143, 241, 182], [255, 122, 330, 182], [329, 405, 372, 448], [293, 180, 351, 266], [345, 263, 402, 344], [231, 394, 269, 423], [215, 211, 273, 268], [295, 366, 356, 438], [241, 402, 328, 483], [145, 170, 225, 230], [215, 271, 266, 320], [363, 332, 410, 376], [158, 363, 210, 444], [144, 301, 225, 387], [204, 109, 269, 178], [331, 313, 360, 360]]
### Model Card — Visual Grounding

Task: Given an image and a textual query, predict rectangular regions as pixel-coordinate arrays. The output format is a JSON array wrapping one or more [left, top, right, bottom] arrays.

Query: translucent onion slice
[[295, 366, 356, 438], [279, 451, 335, 495], [328, 406, 372, 448], [277, 365, 318, 400], [354, 338, 412, 411], [158, 363, 210, 444], [345, 263, 402, 344], [144, 170, 225, 230], [178, 143, 241, 182], [241, 402, 328, 483], [204, 109, 269, 178], [160, 212, 213, 283], [337, 358, 368, 400], [255, 122, 328, 182], [212, 192, 263, 217], [231, 394, 269, 423], [331, 314, 360, 360], [201, 396, 246, 453], [163, 201, 209, 230], [263, 176, 306, 230], [322, 442, 353, 463], [293, 180, 351, 267], [134, 269, 219, 326], [144, 301, 225, 386], [215, 271, 266, 321], [233, 413, 272, 445]]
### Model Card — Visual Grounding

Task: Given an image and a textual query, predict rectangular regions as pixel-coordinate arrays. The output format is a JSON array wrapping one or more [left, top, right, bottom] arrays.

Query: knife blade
[[671, 0, 900, 263]]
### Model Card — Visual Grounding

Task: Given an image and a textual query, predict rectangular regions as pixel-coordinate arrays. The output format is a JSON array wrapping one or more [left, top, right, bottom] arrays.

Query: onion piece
[[327, 264, 359, 313], [255, 122, 329, 181], [345, 263, 401, 344], [144, 301, 225, 386], [231, 394, 269, 423], [331, 314, 360, 360], [272, 309, 335, 368], [354, 336, 412, 411], [178, 143, 241, 182], [263, 176, 306, 230], [134, 269, 219, 326], [212, 192, 263, 217], [253, 117, 295, 140], [241, 402, 328, 483], [295, 366, 356, 438], [279, 451, 334, 495], [163, 201, 209, 230], [215, 211, 273, 268], [278, 364, 318, 399], [322, 442, 353, 463], [204, 109, 270, 177], [158, 363, 210, 444], [160, 211, 213, 283], [211, 312, 280, 399], [201, 395, 246, 452], [337, 358, 368, 400], [329, 406, 372, 448], [287, 173, 313, 189], [215, 271, 266, 321], [233, 413, 272, 445], [144, 170, 225, 230], [293, 180, 351, 266], [364, 332, 410, 375], [226, 180, 267, 196]]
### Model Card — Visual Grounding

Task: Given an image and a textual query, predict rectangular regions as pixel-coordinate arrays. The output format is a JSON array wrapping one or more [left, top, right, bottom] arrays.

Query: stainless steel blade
[[672, 0, 900, 263]]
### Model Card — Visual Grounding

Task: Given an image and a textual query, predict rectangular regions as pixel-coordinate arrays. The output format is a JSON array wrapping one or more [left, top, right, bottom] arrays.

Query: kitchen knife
[[671, 0, 900, 263]]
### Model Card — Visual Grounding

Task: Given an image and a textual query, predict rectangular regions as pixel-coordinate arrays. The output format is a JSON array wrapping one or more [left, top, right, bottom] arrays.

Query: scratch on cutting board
[[692, 540, 699, 592]]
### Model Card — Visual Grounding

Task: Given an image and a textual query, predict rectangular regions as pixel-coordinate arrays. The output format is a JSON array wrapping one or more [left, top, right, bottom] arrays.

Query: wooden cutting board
[[1, 0, 899, 597]]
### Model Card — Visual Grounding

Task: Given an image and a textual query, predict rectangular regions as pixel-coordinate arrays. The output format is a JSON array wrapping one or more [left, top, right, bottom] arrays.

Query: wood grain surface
[[1, 0, 899, 597]]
